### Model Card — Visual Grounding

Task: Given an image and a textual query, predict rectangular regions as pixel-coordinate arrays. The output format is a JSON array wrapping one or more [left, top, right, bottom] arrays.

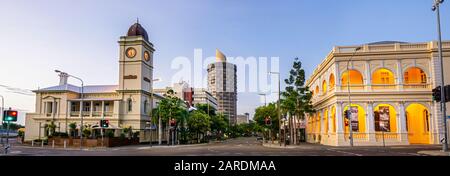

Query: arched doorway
[[322, 80, 327, 94], [343, 104, 366, 133], [406, 104, 431, 144], [329, 74, 335, 90], [341, 70, 364, 90], [372, 68, 395, 89], [373, 104, 397, 132], [316, 112, 321, 141], [331, 106, 336, 133], [324, 109, 329, 134]]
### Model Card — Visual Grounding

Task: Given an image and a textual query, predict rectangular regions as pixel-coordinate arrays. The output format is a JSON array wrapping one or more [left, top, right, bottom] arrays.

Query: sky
[[0, 0, 449, 125]]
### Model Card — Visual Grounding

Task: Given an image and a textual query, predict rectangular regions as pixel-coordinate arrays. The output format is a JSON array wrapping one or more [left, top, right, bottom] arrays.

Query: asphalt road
[[0, 137, 443, 156]]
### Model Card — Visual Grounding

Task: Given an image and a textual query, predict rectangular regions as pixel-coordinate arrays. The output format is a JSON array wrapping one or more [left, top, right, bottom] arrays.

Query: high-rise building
[[207, 49, 237, 126]]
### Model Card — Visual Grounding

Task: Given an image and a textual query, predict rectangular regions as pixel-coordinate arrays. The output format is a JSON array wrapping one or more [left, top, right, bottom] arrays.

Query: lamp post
[[432, 0, 448, 152], [55, 70, 84, 150], [346, 47, 361, 147], [269, 71, 283, 147]]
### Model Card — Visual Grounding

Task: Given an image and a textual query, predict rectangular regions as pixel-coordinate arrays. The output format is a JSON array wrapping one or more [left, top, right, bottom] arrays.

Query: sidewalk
[[262, 142, 319, 149], [418, 150, 450, 156]]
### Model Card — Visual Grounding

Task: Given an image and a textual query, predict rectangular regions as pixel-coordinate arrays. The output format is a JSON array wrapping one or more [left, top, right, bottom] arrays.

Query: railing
[[104, 111, 113, 117], [340, 84, 365, 91], [371, 84, 397, 90], [70, 111, 79, 117], [375, 132, 399, 141], [403, 83, 430, 89], [82, 111, 90, 116], [92, 111, 102, 117]]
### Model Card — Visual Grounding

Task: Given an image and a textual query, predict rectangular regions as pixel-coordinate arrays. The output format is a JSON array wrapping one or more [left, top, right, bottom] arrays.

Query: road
[[1, 137, 443, 156]]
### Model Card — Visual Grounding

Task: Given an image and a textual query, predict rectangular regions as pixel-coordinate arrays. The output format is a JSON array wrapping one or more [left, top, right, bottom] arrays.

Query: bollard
[[52, 140, 55, 148], [41, 141, 44, 148], [64, 140, 67, 149], [32, 140, 34, 147]]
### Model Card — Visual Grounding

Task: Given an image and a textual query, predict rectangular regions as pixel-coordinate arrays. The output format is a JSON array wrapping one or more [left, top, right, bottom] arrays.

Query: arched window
[[127, 98, 133, 112], [315, 86, 319, 96], [372, 68, 395, 85], [404, 67, 427, 84], [329, 74, 335, 90], [143, 99, 148, 113], [322, 80, 327, 94], [341, 70, 364, 89]]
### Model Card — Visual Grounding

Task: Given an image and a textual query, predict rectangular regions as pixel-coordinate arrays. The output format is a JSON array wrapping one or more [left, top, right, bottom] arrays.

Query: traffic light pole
[[5, 121, 9, 154], [0, 95, 4, 146], [433, 0, 448, 151]]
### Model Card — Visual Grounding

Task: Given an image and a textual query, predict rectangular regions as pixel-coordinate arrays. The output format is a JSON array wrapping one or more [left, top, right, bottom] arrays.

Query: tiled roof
[[36, 84, 118, 93]]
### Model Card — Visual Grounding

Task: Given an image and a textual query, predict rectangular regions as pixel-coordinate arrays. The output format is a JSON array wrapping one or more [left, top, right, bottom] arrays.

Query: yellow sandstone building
[[306, 41, 450, 146]]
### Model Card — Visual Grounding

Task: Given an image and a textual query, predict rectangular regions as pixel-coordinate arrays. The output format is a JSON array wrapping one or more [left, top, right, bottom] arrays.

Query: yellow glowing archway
[[316, 112, 321, 135], [322, 80, 327, 94], [373, 104, 397, 132], [404, 67, 427, 84], [331, 106, 336, 133], [324, 109, 329, 134], [406, 104, 431, 144], [372, 68, 395, 85], [344, 104, 366, 133], [341, 70, 364, 89], [315, 86, 320, 96], [329, 74, 335, 90]]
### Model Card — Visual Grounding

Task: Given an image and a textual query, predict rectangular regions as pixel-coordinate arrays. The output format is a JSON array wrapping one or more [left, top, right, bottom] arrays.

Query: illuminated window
[[322, 80, 327, 94], [329, 74, 335, 90], [341, 70, 364, 85], [372, 69, 394, 85], [404, 67, 427, 84]]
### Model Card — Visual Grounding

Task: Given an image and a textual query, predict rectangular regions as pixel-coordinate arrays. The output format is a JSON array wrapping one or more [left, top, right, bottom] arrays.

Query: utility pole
[[346, 47, 361, 147], [269, 72, 283, 147], [432, 0, 448, 151]]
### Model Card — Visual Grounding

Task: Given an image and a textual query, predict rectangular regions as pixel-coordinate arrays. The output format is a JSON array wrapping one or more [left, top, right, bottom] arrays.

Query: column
[[398, 102, 408, 143], [328, 106, 333, 134], [335, 63, 341, 92], [366, 102, 376, 142], [365, 61, 371, 91], [90, 101, 94, 117], [396, 60, 403, 90], [101, 101, 105, 119], [336, 102, 345, 145]]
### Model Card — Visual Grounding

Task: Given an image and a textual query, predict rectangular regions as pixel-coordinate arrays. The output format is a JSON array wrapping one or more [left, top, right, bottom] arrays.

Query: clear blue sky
[[0, 0, 449, 125]]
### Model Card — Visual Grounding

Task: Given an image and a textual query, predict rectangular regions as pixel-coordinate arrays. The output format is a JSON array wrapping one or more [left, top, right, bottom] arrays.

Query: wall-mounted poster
[[350, 106, 359, 132], [378, 106, 391, 132]]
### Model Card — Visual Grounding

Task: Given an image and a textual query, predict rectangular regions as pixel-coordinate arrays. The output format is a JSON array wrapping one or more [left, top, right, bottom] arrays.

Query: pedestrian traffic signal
[[265, 117, 272, 126], [170, 119, 176, 127], [3, 110, 18, 122], [432, 86, 442, 102], [100, 119, 109, 128]]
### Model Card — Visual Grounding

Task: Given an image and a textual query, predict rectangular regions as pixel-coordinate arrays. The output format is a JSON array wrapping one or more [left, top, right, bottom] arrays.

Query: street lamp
[[55, 70, 84, 150], [258, 93, 268, 106], [432, 0, 448, 152], [346, 47, 361, 147], [269, 71, 284, 147]]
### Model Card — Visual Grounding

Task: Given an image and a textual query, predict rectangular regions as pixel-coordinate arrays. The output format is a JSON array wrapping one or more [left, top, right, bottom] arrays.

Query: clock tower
[[117, 21, 155, 131]]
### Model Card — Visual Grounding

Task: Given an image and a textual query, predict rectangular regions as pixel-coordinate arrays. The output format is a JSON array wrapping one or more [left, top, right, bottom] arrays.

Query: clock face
[[144, 51, 150, 61], [126, 47, 136, 58]]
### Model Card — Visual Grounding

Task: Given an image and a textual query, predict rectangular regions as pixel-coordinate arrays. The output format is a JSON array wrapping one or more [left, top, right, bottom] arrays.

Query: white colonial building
[[25, 22, 162, 142], [306, 41, 450, 146]]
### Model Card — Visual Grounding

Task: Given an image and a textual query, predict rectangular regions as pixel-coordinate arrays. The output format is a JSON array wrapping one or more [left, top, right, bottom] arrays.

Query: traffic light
[[3, 110, 18, 122], [343, 110, 349, 119], [432, 86, 442, 102], [100, 119, 109, 128], [265, 117, 272, 126], [170, 119, 176, 127], [445, 85, 450, 103]]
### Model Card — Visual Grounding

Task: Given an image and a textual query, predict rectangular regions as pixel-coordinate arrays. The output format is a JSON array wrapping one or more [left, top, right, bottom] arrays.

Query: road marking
[[326, 149, 363, 156]]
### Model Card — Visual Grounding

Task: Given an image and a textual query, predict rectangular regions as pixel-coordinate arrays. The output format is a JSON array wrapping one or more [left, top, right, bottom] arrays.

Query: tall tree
[[187, 111, 211, 143], [281, 58, 314, 145]]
